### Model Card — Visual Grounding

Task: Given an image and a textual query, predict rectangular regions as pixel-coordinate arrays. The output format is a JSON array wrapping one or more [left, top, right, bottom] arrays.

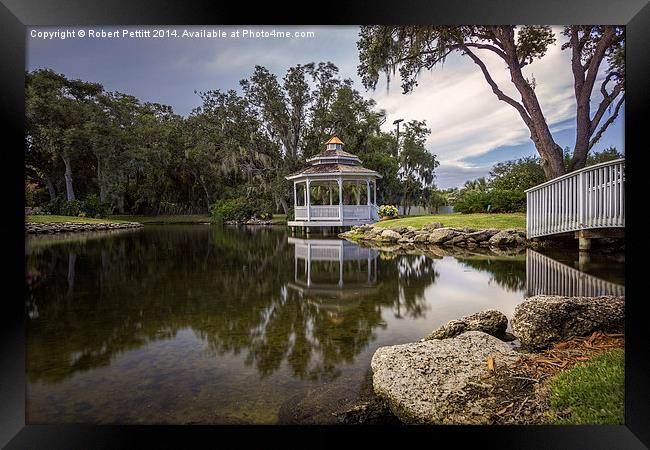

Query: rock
[[488, 230, 526, 247], [413, 234, 430, 243], [422, 222, 444, 231], [427, 228, 459, 244], [511, 295, 625, 350], [379, 229, 402, 242], [371, 331, 519, 424], [466, 229, 500, 242], [334, 398, 401, 425], [424, 310, 509, 341]]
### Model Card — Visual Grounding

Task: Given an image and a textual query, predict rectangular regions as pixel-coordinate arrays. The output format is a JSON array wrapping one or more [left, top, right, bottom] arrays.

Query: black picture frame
[[1, 0, 647, 447]]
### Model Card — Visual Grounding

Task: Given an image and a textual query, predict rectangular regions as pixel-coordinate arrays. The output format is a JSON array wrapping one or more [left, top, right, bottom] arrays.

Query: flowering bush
[[377, 204, 399, 219]]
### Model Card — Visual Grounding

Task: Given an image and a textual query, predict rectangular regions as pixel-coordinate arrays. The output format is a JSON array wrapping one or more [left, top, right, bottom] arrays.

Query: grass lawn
[[108, 214, 212, 224], [373, 213, 526, 230], [546, 349, 624, 425], [26, 215, 132, 224]]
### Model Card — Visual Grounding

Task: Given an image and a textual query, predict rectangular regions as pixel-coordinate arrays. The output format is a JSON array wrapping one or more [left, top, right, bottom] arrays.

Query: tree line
[[25, 64, 439, 218]]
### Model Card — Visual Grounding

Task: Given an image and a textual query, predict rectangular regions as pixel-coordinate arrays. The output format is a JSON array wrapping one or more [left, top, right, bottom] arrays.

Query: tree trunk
[[44, 174, 56, 201], [279, 196, 289, 215], [62, 153, 76, 201], [97, 158, 107, 204], [199, 176, 211, 213]]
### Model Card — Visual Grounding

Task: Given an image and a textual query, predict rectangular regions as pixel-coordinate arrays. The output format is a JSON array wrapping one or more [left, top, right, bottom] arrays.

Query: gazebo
[[286, 136, 381, 228]]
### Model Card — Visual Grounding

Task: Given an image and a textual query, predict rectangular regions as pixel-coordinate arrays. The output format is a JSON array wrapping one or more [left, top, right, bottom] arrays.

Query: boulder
[[424, 310, 509, 341], [488, 229, 526, 247], [427, 228, 459, 244], [379, 229, 402, 242], [413, 234, 430, 244], [466, 229, 500, 242], [511, 295, 625, 350], [371, 331, 519, 424], [334, 398, 401, 425]]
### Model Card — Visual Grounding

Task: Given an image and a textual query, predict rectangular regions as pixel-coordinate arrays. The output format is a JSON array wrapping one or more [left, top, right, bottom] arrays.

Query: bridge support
[[575, 229, 625, 251]]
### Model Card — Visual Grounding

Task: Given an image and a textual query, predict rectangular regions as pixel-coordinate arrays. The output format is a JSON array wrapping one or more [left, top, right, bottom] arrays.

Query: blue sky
[[27, 25, 624, 188]]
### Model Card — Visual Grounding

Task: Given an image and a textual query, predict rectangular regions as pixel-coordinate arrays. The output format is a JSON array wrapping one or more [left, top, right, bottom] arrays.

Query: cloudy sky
[[27, 25, 624, 188]]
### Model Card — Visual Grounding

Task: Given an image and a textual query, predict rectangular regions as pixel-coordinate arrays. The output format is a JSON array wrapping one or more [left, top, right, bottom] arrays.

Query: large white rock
[[371, 331, 519, 424]]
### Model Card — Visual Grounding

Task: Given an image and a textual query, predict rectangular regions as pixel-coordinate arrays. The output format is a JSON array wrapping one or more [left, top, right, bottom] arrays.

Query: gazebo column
[[366, 179, 371, 220], [306, 178, 311, 221], [338, 177, 343, 221], [293, 181, 297, 212]]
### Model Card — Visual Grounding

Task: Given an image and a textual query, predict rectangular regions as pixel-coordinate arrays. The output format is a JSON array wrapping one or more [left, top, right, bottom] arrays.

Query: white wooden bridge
[[526, 159, 625, 245]]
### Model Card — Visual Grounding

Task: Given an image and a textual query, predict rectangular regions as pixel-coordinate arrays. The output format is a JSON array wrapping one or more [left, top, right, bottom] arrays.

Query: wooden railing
[[293, 205, 376, 221], [526, 249, 625, 297], [526, 159, 625, 238]]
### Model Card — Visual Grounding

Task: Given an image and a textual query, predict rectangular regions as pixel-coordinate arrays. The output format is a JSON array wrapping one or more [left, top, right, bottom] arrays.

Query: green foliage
[[25, 182, 47, 208], [454, 189, 526, 214], [378, 205, 399, 219], [489, 156, 547, 191], [547, 349, 624, 425], [286, 207, 295, 222], [422, 188, 448, 212], [44, 194, 109, 218], [210, 197, 273, 222], [81, 194, 108, 218], [586, 146, 624, 166]]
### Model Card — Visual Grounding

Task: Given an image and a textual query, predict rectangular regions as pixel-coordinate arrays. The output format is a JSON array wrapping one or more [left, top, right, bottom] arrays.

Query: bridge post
[[579, 171, 586, 228]]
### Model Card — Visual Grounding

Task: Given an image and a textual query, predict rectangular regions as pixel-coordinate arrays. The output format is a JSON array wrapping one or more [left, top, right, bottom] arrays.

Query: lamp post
[[393, 118, 403, 158]]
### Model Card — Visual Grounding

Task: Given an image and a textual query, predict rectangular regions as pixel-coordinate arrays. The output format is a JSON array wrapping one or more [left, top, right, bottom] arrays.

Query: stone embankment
[[340, 223, 536, 250], [26, 221, 144, 234], [369, 295, 625, 424]]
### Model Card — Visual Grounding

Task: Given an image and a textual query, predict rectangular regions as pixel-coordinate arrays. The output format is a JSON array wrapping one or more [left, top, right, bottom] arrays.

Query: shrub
[[44, 194, 109, 218], [286, 207, 295, 222], [454, 189, 526, 214], [211, 197, 257, 222], [82, 194, 108, 218], [378, 204, 399, 219]]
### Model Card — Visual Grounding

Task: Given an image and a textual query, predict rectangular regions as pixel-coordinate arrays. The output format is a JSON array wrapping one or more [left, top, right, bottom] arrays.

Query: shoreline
[[26, 221, 144, 234]]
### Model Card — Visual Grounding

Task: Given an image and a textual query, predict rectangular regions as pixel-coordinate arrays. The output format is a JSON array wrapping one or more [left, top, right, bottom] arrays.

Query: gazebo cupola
[[286, 136, 381, 228]]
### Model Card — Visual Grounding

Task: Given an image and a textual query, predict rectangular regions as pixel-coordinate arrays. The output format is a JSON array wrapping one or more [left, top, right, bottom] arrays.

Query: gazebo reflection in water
[[288, 237, 379, 296]]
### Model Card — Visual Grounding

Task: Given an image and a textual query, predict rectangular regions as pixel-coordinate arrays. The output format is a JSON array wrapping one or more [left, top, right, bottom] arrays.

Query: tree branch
[[464, 42, 508, 61], [462, 46, 534, 129], [589, 94, 624, 149], [581, 26, 616, 100], [590, 79, 624, 135]]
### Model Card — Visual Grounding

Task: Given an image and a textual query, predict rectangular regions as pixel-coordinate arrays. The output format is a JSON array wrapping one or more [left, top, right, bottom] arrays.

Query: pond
[[25, 225, 625, 424]]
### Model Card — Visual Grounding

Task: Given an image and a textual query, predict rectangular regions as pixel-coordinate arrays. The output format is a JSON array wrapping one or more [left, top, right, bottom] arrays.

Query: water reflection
[[526, 249, 625, 297], [25, 226, 624, 424]]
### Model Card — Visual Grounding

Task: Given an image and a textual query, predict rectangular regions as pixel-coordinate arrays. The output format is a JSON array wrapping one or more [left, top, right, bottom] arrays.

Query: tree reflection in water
[[26, 226, 438, 384]]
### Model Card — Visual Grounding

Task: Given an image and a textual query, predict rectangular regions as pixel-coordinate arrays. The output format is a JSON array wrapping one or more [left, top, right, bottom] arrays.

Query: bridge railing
[[525, 158, 625, 238]]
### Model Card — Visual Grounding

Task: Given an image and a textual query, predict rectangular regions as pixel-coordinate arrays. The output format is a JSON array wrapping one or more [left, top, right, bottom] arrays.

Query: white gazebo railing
[[526, 159, 625, 238]]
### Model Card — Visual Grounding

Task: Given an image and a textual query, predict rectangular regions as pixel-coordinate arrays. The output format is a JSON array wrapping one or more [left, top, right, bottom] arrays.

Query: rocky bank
[[26, 221, 144, 234], [339, 223, 538, 250]]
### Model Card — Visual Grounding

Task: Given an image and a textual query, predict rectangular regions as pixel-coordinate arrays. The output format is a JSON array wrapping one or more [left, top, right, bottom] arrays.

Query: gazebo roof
[[286, 163, 381, 179], [286, 135, 382, 180], [325, 136, 344, 145], [305, 148, 360, 162]]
